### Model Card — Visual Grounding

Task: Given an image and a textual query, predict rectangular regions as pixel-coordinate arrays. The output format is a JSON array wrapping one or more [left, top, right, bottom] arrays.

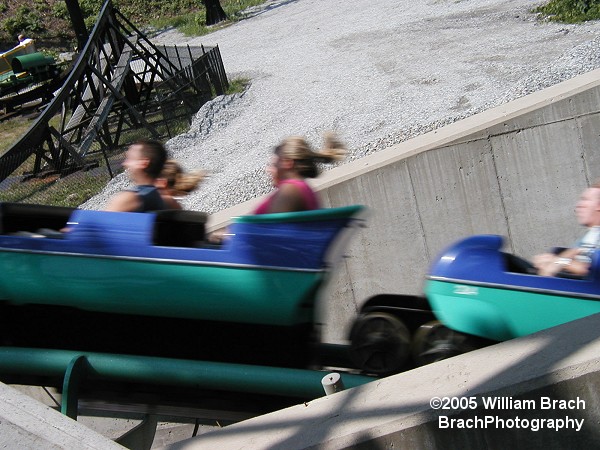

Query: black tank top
[[129, 185, 166, 212]]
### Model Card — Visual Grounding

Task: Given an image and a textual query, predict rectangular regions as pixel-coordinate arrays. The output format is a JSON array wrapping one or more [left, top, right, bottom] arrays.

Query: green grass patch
[[226, 77, 250, 95], [1, 172, 111, 207], [168, 119, 192, 136], [535, 0, 600, 23], [149, 0, 269, 36], [0, 118, 34, 156], [33, 172, 111, 207]]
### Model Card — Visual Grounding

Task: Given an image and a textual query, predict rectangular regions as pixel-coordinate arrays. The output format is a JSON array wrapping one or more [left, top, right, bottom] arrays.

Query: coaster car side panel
[[0, 204, 366, 327], [425, 234, 600, 341]]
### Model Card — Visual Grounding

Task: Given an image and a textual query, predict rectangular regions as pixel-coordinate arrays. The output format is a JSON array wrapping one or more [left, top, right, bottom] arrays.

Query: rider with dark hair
[[105, 139, 168, 212]]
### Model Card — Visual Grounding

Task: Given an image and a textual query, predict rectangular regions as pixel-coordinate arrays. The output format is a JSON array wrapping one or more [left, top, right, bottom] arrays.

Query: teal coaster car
[[349, 234, 600, 377], [0, 202, 367, 369], [425, 234, 600, 341]]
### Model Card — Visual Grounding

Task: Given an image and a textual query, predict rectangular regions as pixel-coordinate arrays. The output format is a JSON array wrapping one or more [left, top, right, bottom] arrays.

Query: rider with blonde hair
[[254, 133, 346, 214], [209, 133, 346, 244]]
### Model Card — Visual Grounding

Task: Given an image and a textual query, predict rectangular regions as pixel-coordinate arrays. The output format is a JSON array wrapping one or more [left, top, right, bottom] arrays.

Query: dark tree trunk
[[203, 0, 228, 26], [64, 0, 89, 51]]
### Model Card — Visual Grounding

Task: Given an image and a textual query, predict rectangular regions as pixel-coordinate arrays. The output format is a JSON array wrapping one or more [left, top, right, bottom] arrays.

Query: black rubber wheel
[[349, 312, 411, 376], [411, 320, 479, 367]]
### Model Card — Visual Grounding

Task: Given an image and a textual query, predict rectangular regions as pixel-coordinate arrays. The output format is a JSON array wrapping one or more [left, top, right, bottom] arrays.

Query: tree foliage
[[1, 0, 266, 50], [536, 0, 600, 22], [1, 0, 200, 49], [3, 6, 44, 35]]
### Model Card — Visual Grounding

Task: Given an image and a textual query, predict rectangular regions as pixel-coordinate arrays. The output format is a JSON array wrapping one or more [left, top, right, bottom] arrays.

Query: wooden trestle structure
[[0, 0, 228, 183]]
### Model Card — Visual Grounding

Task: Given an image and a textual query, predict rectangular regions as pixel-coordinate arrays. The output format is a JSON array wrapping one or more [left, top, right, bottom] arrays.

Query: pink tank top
[[254, 179, 320, 215]]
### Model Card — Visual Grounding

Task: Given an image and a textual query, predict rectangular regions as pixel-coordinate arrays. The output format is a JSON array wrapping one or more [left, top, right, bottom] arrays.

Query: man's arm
[[533, 248, 590, 277]]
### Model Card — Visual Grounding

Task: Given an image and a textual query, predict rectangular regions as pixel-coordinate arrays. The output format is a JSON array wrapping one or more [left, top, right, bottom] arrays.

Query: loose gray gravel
[[82, 0, 600, 213]]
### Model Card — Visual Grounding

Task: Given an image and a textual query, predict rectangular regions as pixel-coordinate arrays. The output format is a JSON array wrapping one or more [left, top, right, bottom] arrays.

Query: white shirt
[[575, 226, 600, 264]]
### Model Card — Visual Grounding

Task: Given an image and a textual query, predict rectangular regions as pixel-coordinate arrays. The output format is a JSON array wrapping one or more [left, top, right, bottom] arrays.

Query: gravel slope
[[82, 0, 600, 213]]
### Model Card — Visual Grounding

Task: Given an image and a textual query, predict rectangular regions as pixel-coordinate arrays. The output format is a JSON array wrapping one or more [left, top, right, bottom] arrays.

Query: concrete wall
[[164, 312, 600, 450], [208, 69, 600, 343]]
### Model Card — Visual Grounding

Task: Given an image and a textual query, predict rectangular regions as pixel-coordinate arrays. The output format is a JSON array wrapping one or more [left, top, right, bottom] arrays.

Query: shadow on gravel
[[241, 0, 300, 20]]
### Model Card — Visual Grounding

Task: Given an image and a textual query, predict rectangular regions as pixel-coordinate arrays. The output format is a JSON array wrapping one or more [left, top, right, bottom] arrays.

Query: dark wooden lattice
[[0, 0, 228, 182]]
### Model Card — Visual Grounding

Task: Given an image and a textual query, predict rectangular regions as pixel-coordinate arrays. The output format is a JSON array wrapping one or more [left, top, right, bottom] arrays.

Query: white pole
[[321, 372, 345, 395]]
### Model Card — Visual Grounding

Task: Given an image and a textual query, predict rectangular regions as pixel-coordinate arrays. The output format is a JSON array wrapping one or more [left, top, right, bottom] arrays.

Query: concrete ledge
[[164, 313, 600, 449], [0, 382, 123, 449]]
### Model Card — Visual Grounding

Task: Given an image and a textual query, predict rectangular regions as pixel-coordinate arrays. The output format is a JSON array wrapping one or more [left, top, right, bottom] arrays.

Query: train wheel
[[411, 321, 478, 367], [350, 312, 411, 376]]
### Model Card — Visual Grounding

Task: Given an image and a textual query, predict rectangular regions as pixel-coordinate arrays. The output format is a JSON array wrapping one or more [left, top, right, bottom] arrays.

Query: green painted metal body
[[11, 52, 55, 73], [0, 347, 374, 400], [234, 207, 363, 223], [0, 251, 319, 326], [0, 51, 58, 96], [0, 205, 369, 327], [426, 279, 600, 341]]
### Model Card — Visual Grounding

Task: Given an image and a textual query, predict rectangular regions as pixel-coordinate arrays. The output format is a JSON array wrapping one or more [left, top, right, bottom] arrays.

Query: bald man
[[534, 182, 600, 277]]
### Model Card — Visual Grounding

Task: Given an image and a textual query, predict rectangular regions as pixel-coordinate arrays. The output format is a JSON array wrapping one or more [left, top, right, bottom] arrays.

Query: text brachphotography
[[438, 415, 584, 432]]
